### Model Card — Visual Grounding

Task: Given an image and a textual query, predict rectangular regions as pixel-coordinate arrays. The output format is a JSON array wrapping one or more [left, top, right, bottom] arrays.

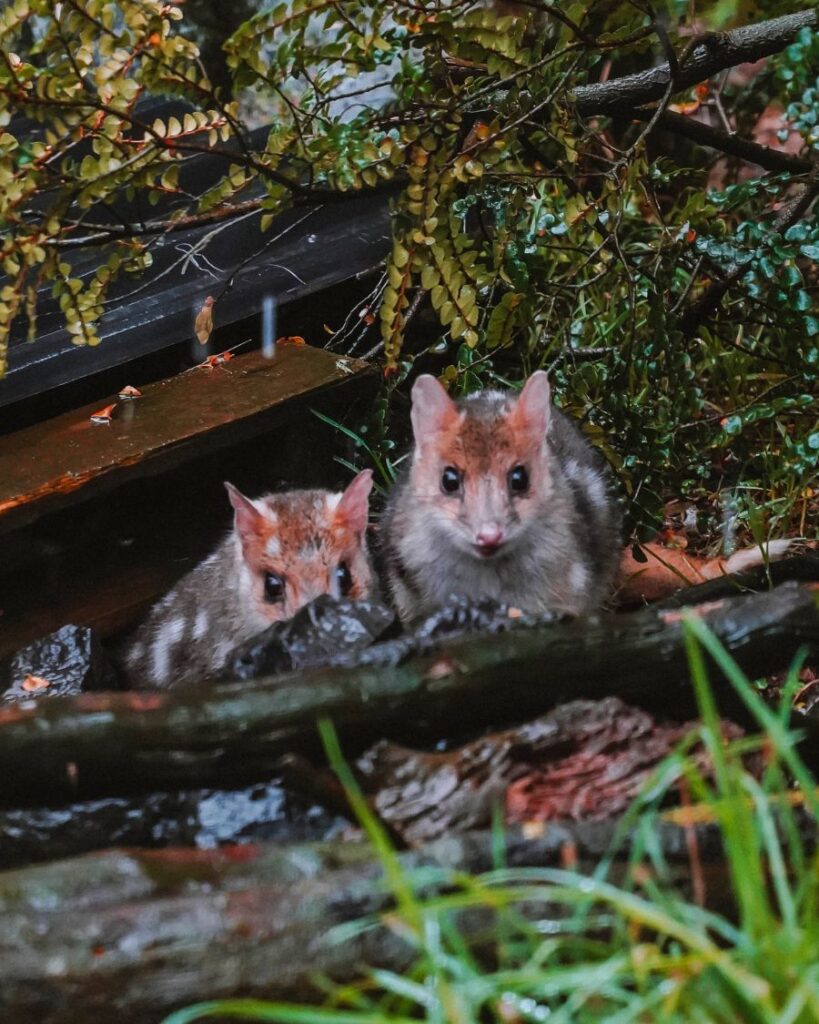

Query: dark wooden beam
[[0, 344, 373, 534]]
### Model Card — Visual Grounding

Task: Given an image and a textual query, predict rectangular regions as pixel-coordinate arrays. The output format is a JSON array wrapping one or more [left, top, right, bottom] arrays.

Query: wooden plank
[[0, 192, 390, 409], [0, 344, 373, 535]]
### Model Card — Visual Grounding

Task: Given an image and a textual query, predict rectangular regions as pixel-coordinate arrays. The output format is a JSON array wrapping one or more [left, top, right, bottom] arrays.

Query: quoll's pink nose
[[475, 525, 504, 555]]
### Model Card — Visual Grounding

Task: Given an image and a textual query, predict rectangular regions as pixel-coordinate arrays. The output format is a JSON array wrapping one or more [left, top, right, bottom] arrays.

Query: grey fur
[[112, 534, 261, 690], [380, 389, 622, 621]]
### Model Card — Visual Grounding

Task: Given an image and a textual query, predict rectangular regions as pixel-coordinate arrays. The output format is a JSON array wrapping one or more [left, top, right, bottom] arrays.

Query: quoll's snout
[[475, 524, 505, 557]]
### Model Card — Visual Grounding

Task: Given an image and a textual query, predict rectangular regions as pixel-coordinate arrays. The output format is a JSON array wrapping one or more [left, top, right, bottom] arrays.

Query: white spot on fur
[[266, 536, 280, 557], [193, 609, 209, 640], [151, 642, 170, 684], [564, 458, 581, 480], [583, 467, 607, 510], [325, 492, 341, 512], [211, 639, 233, 673], [164, 617, 186, 645], [127, 643, 144, 666], [569, 562, 589, 595], [467, 389, 505, 403]]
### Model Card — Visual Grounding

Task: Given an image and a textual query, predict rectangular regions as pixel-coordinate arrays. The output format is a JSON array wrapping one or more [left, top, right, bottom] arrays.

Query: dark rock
[[223, 593, 557, 682], [0, 624, 118, 703], [334, 594, 559, 670], [224, 595, 398, 680]]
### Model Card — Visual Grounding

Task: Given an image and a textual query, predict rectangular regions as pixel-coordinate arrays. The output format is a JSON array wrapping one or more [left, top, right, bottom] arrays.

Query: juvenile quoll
[[380, 373, 621, 621], [116, 470, 374, 688]]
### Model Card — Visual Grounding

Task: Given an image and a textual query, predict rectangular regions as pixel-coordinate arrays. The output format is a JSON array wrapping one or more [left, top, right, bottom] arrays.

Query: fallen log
[[0, 583, 815, 804], [358, 698, 747, 845], [1, 807, 810, 1024], [0, 777, 346, 871]]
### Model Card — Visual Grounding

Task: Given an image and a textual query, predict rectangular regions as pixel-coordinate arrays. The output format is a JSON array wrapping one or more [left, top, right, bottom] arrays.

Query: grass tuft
[[167, 625, 819, 1024]]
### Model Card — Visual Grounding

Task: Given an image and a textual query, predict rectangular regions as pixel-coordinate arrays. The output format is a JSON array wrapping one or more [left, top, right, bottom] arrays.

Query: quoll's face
[[414, 411, 548, 559], [228, 483, 373, 625]]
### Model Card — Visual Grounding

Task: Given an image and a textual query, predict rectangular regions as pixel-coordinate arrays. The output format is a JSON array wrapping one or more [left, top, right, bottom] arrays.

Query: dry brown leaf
[[90, 403, 117, 424], [194, 295, 215, 345]]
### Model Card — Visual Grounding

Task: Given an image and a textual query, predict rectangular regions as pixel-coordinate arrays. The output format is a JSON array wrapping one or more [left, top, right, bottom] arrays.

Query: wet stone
[[0, 624, 118, 703], [224, 595, 398, 681]]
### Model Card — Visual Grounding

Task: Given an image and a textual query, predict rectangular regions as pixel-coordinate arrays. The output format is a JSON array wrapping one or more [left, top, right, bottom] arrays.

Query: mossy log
[[0, 583, 816, 804], [2, 809, 811, 1024]]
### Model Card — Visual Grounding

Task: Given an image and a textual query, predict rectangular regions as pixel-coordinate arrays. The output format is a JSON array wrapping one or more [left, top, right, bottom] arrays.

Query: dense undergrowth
[[0, 1, 817, 537], [166, 620, 819, 1024]]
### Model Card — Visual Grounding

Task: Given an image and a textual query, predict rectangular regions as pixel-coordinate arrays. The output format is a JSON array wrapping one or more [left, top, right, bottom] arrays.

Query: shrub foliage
[[0, 1, 817, 533]]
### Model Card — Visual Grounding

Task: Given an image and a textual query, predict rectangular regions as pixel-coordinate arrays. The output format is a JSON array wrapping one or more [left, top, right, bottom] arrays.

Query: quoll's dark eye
[[264, 572, 285, 602], [441, 466, 462, 494], [508, 464, 530, 494], [336, 561, 353, 596]]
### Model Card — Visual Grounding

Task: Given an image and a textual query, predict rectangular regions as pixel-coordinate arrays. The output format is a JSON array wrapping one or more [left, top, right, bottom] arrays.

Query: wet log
[[357, 697, 747, 845], [0, 777, 347, 871], [2, 806, 812, 1024], [0, 582, 815, 804]]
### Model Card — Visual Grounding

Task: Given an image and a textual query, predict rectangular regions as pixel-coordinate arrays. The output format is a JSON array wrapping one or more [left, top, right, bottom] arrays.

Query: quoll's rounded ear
[[224, 481, 265, 544], [510, 370, 551, 443], [410, 374, 458, 448], [334, 469, 373, 534]]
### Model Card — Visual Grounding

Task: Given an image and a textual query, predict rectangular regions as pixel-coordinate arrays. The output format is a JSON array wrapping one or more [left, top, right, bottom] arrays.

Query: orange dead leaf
[[22, 674, 51, 692], [694, 83, 709, 100], [148, 31, 162, 46], [197, 351, 235, 369], [195, 295, 215, 345], [117, 385, 142, 399], [276, 335, 306, 347], [686, 228, 697, 243], [90, 403, 117, 424], [670, 99, 701, 116]]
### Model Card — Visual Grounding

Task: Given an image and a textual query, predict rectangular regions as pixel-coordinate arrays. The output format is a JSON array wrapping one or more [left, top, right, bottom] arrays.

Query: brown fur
[[114, 472, 374, 689]]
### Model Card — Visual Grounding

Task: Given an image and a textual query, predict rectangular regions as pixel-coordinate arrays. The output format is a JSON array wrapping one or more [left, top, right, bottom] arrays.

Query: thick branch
[[572, 10, 818, 116], [642, 109, 815, 175], [0, 582, 816, 803]]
